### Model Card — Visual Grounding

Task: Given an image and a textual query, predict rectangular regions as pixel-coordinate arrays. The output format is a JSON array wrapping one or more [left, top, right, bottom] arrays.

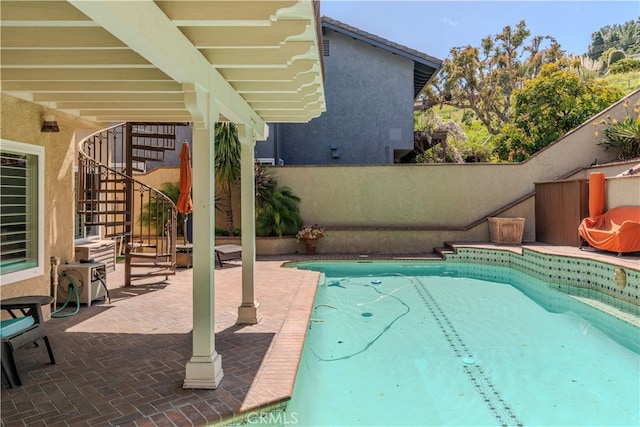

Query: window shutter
[[0, 141, 42, 282]]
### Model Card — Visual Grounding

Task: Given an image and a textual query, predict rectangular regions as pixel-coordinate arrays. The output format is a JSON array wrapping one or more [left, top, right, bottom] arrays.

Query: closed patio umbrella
[[177, 141, 193, 244], [588, 172, 605, 218]]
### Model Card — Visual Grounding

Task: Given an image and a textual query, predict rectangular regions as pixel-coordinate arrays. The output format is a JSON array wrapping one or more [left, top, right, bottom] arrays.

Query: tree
[[214, 122, 241, 236], [422, 20, 562, 136], [588, 31, 605, 60], [494, 62, 623, 161], [587, 18, 640, 58]]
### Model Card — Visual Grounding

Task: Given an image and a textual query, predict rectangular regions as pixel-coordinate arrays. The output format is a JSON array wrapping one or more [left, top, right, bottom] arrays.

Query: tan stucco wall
[[134, 166, 180, 191], [567, 160, 640, 179], [606, 176, 640, 208], [0, 94, 102, 313], [268, 90, 640, 254]]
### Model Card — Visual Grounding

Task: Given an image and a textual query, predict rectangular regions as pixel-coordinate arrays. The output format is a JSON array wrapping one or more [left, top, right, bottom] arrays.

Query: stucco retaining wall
[[270, 91, 640, 254]]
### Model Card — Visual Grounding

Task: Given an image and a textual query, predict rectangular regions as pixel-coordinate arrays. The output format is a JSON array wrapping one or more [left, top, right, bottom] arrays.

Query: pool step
[[434, 243, 456, 259], [433, 247, 454, 259]]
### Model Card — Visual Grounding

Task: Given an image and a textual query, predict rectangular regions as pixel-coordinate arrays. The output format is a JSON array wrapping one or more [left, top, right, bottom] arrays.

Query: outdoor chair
[[214, 244, 242, 267], [1, 296, 56, 388]]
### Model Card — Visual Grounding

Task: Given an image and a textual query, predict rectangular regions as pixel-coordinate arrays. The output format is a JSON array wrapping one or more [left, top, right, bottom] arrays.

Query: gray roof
[[321, 17, 442, 98]]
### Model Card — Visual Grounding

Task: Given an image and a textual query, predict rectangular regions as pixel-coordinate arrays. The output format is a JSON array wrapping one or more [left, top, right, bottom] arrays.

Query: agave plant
[[601, 116, 640, 160], [597, 99, 640, 160]]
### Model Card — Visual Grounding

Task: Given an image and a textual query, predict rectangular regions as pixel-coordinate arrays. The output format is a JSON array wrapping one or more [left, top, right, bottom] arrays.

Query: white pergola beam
[[69, 0, 265, 133]]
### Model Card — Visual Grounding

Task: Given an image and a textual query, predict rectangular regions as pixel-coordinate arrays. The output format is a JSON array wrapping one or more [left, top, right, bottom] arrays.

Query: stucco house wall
[[0, 94, 101, 313], [274, 30, 414, 165], [255, 16, 442, 166]]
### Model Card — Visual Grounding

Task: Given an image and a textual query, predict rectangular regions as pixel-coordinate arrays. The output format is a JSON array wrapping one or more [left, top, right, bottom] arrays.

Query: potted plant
[[296, 224, 325, 255]]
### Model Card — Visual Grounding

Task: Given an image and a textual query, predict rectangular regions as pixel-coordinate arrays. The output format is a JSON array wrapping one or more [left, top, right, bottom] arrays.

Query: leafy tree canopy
[[422, 20, 562, 136], [587, 18, 640, 60], [494, 62, 623, 162]]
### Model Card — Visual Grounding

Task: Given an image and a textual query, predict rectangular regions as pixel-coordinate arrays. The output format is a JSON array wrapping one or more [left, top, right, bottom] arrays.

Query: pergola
[[1, 0, 326, 388]]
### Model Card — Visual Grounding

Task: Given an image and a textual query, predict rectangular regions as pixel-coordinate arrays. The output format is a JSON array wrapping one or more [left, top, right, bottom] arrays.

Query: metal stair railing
[[77, 123, 177, 286]]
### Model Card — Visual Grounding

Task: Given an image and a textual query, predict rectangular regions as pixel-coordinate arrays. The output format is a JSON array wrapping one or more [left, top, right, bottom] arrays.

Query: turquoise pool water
[[279, 262, 640, 427]]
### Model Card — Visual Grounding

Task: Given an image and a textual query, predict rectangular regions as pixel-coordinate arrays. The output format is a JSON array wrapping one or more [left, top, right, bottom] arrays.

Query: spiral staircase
[[77, 123, 179, 285]]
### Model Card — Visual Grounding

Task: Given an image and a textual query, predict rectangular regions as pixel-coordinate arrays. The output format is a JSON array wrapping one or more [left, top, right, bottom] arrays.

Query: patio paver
[[1, 257, 319, 427]]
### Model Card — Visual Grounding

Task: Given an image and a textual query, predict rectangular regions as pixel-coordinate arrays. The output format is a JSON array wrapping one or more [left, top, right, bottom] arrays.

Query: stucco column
[[183, 103, 223, 389], [237, 125, 262, 324]]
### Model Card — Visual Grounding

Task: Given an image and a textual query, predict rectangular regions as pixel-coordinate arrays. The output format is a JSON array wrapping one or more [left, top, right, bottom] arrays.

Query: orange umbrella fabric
[[177, 141, 193, 214]]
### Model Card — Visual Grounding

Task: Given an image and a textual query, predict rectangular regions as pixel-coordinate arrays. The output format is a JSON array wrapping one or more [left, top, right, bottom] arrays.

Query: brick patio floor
[[1, 247, 638, 426], [1, 256, 321, 427]]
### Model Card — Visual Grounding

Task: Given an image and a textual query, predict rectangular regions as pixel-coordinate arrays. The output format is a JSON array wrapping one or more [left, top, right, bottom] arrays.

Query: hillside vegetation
[[444, 71, 640, 160], [415, 17, 640, 164]]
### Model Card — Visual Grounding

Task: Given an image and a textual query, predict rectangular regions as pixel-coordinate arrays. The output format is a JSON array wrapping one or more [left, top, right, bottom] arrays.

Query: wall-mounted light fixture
[[41, 114, 59, 132]]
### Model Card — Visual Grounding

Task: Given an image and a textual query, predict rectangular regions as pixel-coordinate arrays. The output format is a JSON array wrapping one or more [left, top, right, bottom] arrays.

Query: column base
[[237, 302, 262, 325], [183, 352, 224, 389]]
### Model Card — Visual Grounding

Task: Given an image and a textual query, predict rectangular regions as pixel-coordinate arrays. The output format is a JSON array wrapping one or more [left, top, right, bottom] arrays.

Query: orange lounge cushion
[[578, 206, 640, 253]]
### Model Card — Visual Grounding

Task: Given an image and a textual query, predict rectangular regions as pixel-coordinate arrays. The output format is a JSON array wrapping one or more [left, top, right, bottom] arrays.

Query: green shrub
[[255, 186, 302, 237], [254, 165, 302, 237], [608, 50, 626, 66], [608, 58, 640, 74]]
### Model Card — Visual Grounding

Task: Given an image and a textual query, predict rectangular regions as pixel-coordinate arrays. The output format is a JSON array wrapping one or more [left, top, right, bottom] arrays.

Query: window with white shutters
[[0, 140, 44, 285]]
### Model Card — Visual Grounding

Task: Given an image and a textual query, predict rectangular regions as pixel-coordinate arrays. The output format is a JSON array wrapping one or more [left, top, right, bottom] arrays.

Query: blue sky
[[320, 1, 640, 60]]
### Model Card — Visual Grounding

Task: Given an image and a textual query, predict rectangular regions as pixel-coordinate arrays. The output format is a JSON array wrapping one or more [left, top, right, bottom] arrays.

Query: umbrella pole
[[183, 215, 188, 245]]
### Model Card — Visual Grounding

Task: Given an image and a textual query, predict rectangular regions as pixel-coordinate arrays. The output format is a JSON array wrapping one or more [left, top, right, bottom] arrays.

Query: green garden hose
[[51, 272, 81, 318]]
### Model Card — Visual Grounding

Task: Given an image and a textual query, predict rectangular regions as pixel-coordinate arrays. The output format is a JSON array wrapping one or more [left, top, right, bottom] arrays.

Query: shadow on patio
[[1, 258, 319, 426]]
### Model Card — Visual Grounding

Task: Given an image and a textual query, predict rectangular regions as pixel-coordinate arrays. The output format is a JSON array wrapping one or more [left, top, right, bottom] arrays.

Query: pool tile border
[[444, 245, 640, 315]]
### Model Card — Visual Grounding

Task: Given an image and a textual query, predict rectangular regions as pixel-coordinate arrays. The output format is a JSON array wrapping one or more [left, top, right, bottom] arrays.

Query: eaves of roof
[[321, 16, 442, 98]]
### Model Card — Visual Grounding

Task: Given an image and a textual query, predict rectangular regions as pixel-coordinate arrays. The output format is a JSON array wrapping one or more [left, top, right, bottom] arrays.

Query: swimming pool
[[278, 262, 640, 427]]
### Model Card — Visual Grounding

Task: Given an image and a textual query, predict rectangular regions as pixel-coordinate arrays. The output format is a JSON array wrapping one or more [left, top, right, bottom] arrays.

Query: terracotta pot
[[304, 239, 317, 255]]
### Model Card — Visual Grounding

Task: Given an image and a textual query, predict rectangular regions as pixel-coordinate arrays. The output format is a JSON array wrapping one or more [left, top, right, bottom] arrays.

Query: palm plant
[[255, 186, 302, 237], [214, 122, 241, 235], [213, 126, 303, 237], [254, 163, 303, 237]]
